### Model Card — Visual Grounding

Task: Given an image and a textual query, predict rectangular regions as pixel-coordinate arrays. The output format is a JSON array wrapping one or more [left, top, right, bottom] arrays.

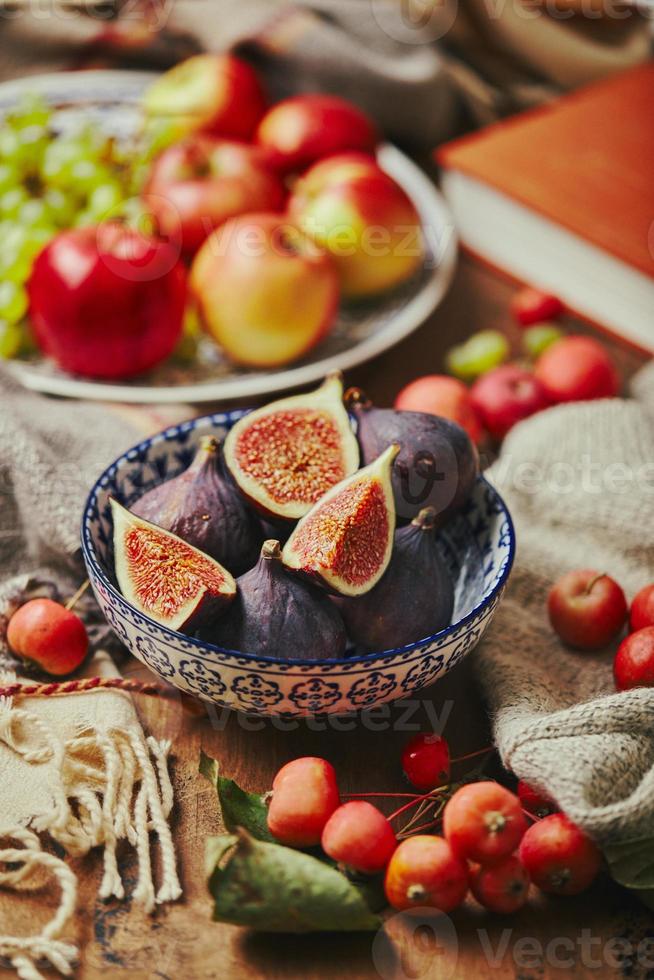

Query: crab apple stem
[[65, 579, 90, 611], [585, 573, 607, 595], [388, 785, 449, 822], [450, 746, 494, 765], [341, 792, 421, 801]]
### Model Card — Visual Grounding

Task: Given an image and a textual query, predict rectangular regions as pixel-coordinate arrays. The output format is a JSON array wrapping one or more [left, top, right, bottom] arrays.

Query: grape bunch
[[0, 95, 147, 359]]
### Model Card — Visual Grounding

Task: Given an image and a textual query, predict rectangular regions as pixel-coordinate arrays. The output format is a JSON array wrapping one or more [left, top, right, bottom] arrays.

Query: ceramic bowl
[[81, 411, 515, 716]]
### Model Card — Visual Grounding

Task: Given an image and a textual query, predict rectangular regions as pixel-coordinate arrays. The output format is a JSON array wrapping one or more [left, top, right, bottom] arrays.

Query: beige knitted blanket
[[477, 360, 654, 844]]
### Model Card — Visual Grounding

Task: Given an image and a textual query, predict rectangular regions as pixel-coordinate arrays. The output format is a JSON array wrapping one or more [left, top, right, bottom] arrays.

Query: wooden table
[[1, 257, 649, 980]]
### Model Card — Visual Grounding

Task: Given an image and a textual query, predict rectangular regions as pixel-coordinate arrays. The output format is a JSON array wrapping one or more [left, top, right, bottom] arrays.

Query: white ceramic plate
[[1, 70, 457, 404]]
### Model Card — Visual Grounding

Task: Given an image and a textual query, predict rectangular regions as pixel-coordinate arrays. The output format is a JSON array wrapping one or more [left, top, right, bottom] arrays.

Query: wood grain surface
[[1, 256, 649, 980]]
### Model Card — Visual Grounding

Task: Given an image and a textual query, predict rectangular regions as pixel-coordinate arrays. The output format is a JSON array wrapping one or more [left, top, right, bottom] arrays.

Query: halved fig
[[111, 499, 236, 632], [131, 435, 262, 575], [282, 444, 399, 597], [346, 388, 479, 524], [223, 373, 359, 521]]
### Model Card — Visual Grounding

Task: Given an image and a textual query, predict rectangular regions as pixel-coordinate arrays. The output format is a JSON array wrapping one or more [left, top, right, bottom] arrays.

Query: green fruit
[[523, 323, 564, 358], [0, 281, 28, 324], [0, 319, 24, 358], [446, 329, 510, 381]]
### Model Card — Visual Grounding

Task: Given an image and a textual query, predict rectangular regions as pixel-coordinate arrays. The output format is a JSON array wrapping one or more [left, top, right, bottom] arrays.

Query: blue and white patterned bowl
[[81, 411, 515, 716]]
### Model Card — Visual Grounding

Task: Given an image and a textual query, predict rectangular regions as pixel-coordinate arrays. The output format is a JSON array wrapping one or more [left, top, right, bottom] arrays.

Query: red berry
[[267, 757, 340, 847], [511, 288, 563, 327], [630, 585, 654, 633], [470, 854, 530, 914], [534, 335, 619, 403], [443, 781, 527, 865], [614, 627, 654, 692], [384, 835, 469, 912], [519, 813, 601, 896], [517, 780, 558, 818], [7, 598, 88, 676], [401, 733, 450, 791], [548, 569, 627, 651], [321, 801, 396, 874]]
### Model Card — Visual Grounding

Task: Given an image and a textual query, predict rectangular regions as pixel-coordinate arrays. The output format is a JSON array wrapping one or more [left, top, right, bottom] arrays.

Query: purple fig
[[206, 540, 347, 659], [336, 506, 454, 651], [346, 389, 479, 523], [131, 436, 262, 575]]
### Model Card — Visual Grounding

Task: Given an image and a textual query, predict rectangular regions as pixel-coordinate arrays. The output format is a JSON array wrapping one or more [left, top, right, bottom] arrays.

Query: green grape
[[0, 318, 24, 358], [523, 323, 564, 359], [14, 125, 49, 170], [86, 181, 124, 220], [0, 126, 21, 163], [68, 159, 113, 194], [0, 186, 29, 218], [20, 226, 53, 260], [0, 281, 28, 324], [0, 162, 19, 195], [41, 138, 87, 186], [446, 329, 510, 381], [10, 94, 51, 130], [0, 250, 32, 284], [17, 197, 51, 229], [42, 188, 76, 227]]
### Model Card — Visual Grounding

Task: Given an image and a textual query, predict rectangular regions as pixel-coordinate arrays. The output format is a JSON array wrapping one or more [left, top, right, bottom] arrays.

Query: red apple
[[534, 335, 619, 403], [511, 287, 563, 326], [470, 364, 549, 439], [394, 375, 482, 443], [257, 94, 378, 174], [8, 599, 88, 677], [289, 169, 422, 298], [143, 54, 266, 141], [614, 627, 654, 691], [190, 212, 339, 367], [292, 152, 380, 192], [145, 137, 286, 254], [630, 585, 654, 632], [28, 223, 186, 379], [548, 569, 627, 651]]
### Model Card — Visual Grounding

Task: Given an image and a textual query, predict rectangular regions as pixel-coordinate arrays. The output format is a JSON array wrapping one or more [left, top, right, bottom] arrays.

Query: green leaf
[[604, 836, 654, 889], [206, 830, 382, 933], [199, 750, 274, 842]]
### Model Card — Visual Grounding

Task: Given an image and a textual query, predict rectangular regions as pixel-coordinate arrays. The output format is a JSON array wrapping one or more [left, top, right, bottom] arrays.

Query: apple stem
[[65, 579, 90, 612], [584, 573, 607, 596]]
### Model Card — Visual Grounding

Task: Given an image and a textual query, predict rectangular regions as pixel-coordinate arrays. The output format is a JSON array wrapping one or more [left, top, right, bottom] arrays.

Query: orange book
[[436, 64, 654, 352]]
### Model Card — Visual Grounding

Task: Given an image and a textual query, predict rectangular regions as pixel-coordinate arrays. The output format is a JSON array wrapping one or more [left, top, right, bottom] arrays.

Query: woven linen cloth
[[475, 360, 654, 843], [0, 366, 184, 978]]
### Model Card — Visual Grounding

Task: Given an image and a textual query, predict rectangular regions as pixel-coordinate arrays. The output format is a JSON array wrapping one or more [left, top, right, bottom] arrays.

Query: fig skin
[[132, 436, 262, 575], [205, 540, 347, 660], [347, 391, 479, 524], [336, 506, 454, 651]]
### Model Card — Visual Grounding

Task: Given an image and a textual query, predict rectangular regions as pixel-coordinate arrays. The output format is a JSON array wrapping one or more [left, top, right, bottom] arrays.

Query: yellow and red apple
[[145, 137, 286, 254], [143, 54, 266, 142], [289, 158, 424, 298], [190, 212, 339, 367]]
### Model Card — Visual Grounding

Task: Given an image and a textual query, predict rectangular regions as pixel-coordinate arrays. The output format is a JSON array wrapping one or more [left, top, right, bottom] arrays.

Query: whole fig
[[347, 390, 479, 523], [337, 506, 454, 651], [207, 540, 347, 659], [132, 436, 262, 575]]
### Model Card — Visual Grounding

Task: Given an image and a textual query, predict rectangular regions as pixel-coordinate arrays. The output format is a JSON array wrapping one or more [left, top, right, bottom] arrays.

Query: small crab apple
[[321, 801, 397, 874], [384, 835, 469, 913], [613, 627, 654, 692], [630, 585, 654, 633], [267, 757, 340, 847], [443, 781, 527, 865], [401, 733, 451, 792], [470, 854, 530, 914], [519, 813, 602, 896], [534, 335, 619, 403], [511, 287, 563, 327], [470, 364, 550, 440], [7, 598, 88, 676], [517, 780, 558, 818], [548, 569, 627, 651]]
